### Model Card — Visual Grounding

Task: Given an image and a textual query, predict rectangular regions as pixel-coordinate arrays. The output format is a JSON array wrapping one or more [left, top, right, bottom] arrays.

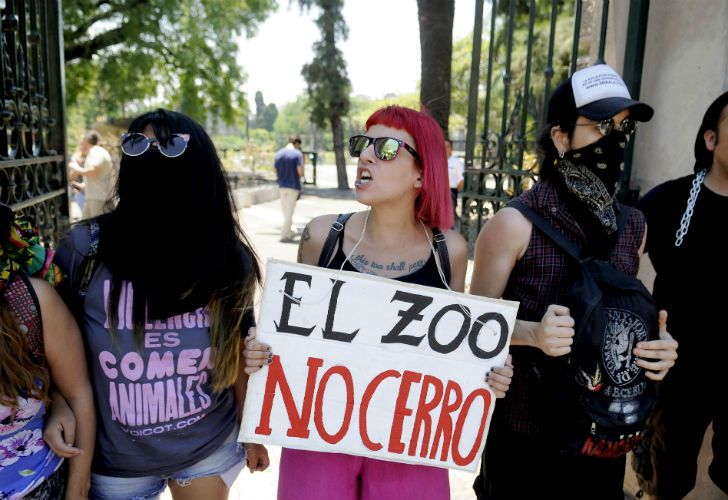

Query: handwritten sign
[[240, 260, 518, 472]]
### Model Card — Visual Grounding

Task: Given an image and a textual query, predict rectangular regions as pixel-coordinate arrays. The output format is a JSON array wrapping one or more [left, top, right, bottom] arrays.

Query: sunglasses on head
[[349, 135, 422, 164], [575, 116, 637, 137], [121, 133, 190, 158]]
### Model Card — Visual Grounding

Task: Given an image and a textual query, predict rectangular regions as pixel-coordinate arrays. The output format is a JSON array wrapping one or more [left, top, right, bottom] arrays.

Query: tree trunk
[[417, 0, 455, 137], [331, 114, 349, 190]]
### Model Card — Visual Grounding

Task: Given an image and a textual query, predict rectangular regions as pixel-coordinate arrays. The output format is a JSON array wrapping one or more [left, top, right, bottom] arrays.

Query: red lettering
[[255, 356, 323, 438], [388, 370, 422, 454], [429, 380, 463, 462], [408, 375, 444, 457], [314, 366, 355, 444], [359, 370, 401, 451], [451, 388, 491, 466]]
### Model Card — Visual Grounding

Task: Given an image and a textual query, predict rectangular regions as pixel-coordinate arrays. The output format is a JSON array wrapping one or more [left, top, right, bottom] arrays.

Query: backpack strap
[[2, 273, 44, 365], [317, 213, 354, 268], [509, 200, 584, 261], [76, 221, 101, 298], [431, 227, 452, 285]]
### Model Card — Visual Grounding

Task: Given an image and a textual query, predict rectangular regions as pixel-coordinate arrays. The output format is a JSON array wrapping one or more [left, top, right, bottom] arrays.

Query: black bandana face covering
[[556, 131, 628, 234]]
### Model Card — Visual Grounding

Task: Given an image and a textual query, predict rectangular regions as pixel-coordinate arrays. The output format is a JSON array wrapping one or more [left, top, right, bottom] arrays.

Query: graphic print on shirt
[[98, 280, 215, 438]]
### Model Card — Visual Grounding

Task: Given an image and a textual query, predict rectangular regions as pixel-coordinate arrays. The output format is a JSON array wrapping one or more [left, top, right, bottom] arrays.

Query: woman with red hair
[[244, 105, 513, 499]]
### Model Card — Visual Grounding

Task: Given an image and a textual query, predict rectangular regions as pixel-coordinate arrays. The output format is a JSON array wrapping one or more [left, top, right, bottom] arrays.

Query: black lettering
[[274, 272, 316, 336], [322, 279, 359, 342], [427, 304, 470, 354], [381, 291, 433, 346], [468, 312, 508, 359]]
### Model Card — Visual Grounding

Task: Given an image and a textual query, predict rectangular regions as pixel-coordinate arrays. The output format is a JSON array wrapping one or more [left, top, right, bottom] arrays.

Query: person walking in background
[[469, 64, 678, 499], [274, 136, 304, 242], [53, 109, 269, 499], [244, 105, 514, 500], [0, 204, 95, 500], [633, 91, 728, 499], [68, 146, 86, 217], [446, 139, 464, 226], [68, 131, 113, 219]]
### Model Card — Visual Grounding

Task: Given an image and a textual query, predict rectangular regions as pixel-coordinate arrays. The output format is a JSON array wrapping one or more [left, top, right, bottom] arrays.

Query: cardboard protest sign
[[240, 260, 518, 472]]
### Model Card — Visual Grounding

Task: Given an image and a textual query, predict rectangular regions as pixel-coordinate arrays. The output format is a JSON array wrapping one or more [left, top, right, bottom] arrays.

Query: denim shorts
[[89, 428, 246, 500]]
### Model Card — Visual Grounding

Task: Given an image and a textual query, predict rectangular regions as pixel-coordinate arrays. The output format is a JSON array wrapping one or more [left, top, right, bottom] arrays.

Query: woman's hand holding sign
[[243, 327, 272, 374], [486, 354, 513, 399]]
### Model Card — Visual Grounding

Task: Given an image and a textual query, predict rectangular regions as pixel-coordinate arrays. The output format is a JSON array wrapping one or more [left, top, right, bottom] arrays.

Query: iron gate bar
[[541, 0, 559, 131], [499, 0, 517, 171], [620, 0, 650, 203], [1, 0, 68, 245], [596, 0, 610, 64], [480, 0, 497, 170], [570, 0, 583, 74], [516, 0, 537, 172], [465, 0, 485, 169]]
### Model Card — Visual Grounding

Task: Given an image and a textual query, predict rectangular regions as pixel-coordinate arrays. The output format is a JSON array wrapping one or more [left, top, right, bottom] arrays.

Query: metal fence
[[0, 0, 67, 245], [459, 0, 648, 249]]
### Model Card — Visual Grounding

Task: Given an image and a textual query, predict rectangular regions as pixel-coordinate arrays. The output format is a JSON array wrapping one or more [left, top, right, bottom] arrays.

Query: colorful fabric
[[0, 215, 62, 290], [0, 397, 64, 500]]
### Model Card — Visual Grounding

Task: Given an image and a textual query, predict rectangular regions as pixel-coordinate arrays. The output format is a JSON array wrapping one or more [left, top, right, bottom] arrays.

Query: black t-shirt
[[636, 173, 728, 358]]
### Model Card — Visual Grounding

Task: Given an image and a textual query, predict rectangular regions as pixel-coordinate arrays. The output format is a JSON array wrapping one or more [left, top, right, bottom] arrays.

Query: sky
[[236, 0, 483, 109]]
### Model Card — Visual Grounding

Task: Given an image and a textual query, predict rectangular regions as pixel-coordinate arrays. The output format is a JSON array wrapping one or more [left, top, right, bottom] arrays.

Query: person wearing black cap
[[469, 64, 679, 499], [633, 91, 728, 499]]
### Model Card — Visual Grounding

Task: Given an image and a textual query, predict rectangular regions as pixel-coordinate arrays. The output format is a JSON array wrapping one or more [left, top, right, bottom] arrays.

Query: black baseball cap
[[547, 64, 654, 126]]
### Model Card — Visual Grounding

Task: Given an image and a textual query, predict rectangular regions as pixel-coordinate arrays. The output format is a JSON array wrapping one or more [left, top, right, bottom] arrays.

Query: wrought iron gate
[[1, 0, 68, 244], [460, 0, 649, 247]]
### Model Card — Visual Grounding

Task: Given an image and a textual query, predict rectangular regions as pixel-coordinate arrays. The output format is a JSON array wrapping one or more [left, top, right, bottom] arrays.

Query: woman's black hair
[[694, 91, 728, 173], [98, 109, 260, 389], [536, 121, 575, 181]]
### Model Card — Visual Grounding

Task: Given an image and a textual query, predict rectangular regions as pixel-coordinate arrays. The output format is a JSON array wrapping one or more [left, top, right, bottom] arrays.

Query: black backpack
[[511, 200, 659, 458]]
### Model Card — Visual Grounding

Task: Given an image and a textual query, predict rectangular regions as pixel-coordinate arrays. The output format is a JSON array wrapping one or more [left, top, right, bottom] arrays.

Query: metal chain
[[674, 169, 707, 247]]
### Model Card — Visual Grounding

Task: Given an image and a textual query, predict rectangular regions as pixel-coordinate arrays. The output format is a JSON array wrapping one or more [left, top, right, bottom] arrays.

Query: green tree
[[254, 91, 267, 127], [261, 103, 279, 131], [417, 0, 455, 136], [299, 0, 351, 190], [63, 0, 276, 124]]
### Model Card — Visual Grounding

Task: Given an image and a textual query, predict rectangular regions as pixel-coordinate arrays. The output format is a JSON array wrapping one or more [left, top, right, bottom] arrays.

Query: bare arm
[[470, 208, 575, 356], [235, 334, 270, 472], [32, 278, 95, 500]]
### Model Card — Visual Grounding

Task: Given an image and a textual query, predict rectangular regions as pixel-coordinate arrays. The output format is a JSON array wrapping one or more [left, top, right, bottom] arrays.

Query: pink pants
[[277, 448, 450, 500]]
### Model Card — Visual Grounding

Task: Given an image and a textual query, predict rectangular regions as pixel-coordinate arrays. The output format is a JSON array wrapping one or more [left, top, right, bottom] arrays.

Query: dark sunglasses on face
[[575, 116, 637, 137], [349, 135, 422, 164], [121, 133, 190, 158]]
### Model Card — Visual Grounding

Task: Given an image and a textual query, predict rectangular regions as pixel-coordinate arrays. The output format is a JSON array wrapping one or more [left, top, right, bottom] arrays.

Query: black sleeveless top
[[324, 219, 451, 289]]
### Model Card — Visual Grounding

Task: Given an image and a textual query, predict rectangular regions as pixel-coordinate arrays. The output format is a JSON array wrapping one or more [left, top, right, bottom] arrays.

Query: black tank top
[[325, 219, 450, 289]]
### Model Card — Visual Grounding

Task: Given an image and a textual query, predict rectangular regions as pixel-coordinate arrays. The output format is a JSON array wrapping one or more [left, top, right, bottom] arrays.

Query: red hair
[[365, 105, 452, 229]]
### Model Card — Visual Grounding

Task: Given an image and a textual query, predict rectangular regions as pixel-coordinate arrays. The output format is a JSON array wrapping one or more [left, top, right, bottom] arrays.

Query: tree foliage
[[298, 0, 351, 189], [63, 0, 276, 124]]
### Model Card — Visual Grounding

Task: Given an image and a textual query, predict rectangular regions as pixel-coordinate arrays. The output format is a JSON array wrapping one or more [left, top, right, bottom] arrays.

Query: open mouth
[[355, 169, 372, 187]]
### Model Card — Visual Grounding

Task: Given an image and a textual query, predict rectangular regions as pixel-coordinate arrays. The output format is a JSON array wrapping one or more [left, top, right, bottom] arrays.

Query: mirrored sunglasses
[[349, 135, 422, 164], [578, 117, 637, 136], [121, 133, 190, 158]]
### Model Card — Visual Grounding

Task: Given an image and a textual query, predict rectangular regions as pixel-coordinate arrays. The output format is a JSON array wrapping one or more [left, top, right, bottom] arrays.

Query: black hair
[[98, 109, 260, 390], [537, 122, 576, 180], [694, 91, 728, 172], [290, 136, 302, 145]]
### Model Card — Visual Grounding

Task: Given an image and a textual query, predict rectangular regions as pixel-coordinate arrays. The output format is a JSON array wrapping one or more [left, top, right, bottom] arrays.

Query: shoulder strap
[[2, 273, 44, 364], [510, 200, 633, 262], [317, 213, 354, 268], [509, 200, 585, 261], [76, 221, 101, 298], [431, 227, 451, 284]]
